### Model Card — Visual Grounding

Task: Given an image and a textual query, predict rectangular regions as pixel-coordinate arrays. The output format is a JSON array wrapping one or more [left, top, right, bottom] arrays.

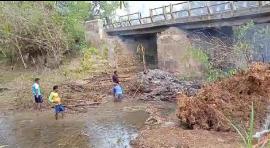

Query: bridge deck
[[104, 1, 270, 35]]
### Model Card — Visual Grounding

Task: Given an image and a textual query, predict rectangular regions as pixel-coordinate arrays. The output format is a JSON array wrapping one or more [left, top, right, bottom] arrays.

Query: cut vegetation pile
[[59, 73, 114, 112], [134, 69, 201, 102], [59, 70, 139, 112], [177, 62, 270, 131]]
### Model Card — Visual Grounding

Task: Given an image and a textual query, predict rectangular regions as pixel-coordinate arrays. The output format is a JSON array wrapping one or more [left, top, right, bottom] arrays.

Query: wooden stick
[[15, 38, 27, 69], [66, 102, 101, 108]]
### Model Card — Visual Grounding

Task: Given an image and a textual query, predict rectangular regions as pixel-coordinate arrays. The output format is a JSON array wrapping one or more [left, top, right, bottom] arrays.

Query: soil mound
[[177, 62, 270, 131]]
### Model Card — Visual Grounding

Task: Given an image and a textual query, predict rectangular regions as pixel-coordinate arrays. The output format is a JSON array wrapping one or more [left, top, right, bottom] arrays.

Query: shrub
[[0, 2, 92, 68], [0, 2, 68, 68], [184, 47, 237, 82], [80, 47, 98, 71]]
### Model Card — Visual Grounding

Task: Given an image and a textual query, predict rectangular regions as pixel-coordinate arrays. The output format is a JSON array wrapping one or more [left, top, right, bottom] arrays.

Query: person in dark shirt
[[112, 70, 119, 84]]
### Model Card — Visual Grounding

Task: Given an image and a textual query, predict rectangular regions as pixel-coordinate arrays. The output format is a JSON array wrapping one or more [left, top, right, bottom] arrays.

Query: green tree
[[59, 1, 91, 48], [88, 1, 127, 19], [0, 1, 122, 68], [0, 2, 91, 66]]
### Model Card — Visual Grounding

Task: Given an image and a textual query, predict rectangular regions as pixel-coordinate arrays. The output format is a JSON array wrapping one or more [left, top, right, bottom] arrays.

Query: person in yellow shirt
[[49, 85, 64, 120]]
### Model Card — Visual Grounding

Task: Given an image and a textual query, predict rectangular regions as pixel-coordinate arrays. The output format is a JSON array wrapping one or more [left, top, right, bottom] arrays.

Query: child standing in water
[[32, 78, 43, 111], [113, 82, 123, 102], [49, 85, 64, 120]]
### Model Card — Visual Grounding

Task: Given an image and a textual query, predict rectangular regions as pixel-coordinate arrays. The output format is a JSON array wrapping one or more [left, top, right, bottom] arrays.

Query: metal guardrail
[[103, 1, 270, 30]]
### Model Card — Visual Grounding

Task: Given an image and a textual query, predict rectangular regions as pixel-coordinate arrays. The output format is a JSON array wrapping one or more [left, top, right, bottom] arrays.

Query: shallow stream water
[[0, 100, 149, 148]]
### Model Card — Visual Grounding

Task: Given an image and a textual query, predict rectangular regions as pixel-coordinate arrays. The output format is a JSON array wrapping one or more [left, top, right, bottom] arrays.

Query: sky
[[115, 1, 184, 18]]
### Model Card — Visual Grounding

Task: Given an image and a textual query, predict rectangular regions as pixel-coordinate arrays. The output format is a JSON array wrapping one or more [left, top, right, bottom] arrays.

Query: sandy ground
[[132, 101, 242, 148], [134, 127, 241, 148]]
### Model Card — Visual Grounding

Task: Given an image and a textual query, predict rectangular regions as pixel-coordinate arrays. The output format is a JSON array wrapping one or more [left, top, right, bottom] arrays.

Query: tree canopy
[[0, 1, 123, 68]]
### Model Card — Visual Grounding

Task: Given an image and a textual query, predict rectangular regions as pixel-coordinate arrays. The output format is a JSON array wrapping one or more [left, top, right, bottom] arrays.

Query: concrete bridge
[[104, 1, 270, 36], [85, 1, 270, 77]]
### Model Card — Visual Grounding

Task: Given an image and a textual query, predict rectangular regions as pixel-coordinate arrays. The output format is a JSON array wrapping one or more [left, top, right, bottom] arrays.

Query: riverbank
[[0, 58, 242, 148]]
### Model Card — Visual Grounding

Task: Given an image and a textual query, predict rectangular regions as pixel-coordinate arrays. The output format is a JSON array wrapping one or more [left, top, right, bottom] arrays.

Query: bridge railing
[[104, 1, 270, 30]]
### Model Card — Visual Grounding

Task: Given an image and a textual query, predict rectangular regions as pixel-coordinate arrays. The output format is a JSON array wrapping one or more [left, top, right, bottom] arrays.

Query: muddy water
[[0, 100, 149, 148]]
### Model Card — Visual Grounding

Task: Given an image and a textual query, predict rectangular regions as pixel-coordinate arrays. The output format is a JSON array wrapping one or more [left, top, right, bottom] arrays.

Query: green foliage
[[185, 47, 237, 82], [103, 46, 109, 59], [189, 47, 209, 66], [247, 102, 254, 148], [0, 1, 69, 67], [235, 21, 255, 40], [207, 67, 237, 82], [89, 1, 121, 20], [231, 102, 254, 148], [100, 1, 119, 18], [184, 21, 258, 81], [98, 41, 110, 59], [0, 1, 120, 68], [59, 2, 91, 47], [80, 47, 98, 71], [234, 20, 256, 65], [227, 68, 237, 76], [206, 66, 224, 82]]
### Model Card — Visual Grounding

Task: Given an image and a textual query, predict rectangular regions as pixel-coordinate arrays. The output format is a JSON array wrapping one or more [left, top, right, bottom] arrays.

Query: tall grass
[[231, 102, 254, 148]]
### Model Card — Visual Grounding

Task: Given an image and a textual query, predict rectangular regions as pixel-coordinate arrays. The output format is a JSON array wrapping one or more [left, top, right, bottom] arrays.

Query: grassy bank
[[0, 55, 110, 111]]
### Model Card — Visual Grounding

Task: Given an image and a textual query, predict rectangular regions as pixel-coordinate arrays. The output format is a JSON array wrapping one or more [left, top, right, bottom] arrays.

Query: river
[[0, 100, 149, 148]]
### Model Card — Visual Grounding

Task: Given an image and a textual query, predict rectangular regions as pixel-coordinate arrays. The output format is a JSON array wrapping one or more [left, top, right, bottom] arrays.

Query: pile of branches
[[131, 69, 201, 102], [0, 2, 68, 68], [189, 30, 253, 70]]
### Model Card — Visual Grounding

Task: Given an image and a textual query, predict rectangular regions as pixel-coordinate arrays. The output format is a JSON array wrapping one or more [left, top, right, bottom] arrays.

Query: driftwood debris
[[66, 102, 101, 108]]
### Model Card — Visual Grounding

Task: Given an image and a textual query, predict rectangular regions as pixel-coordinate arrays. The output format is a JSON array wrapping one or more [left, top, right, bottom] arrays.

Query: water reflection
[[86, 110, 148, 148], [0, 102, 149, 148]]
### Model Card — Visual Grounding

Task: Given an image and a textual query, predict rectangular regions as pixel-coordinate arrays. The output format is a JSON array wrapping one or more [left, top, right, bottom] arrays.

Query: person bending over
[[113, 83, 123, 102]]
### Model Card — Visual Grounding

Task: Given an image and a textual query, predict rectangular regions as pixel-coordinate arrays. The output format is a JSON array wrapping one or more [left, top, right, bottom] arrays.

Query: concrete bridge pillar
[[85, 19, 104, 46], [157, 27, 203, 78], [85, 19, 142, 69]]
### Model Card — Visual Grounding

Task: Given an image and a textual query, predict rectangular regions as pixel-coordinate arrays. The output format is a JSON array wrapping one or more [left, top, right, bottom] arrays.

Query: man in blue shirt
[[32, 78, 43, 110], [113, 82, 123, 102]]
